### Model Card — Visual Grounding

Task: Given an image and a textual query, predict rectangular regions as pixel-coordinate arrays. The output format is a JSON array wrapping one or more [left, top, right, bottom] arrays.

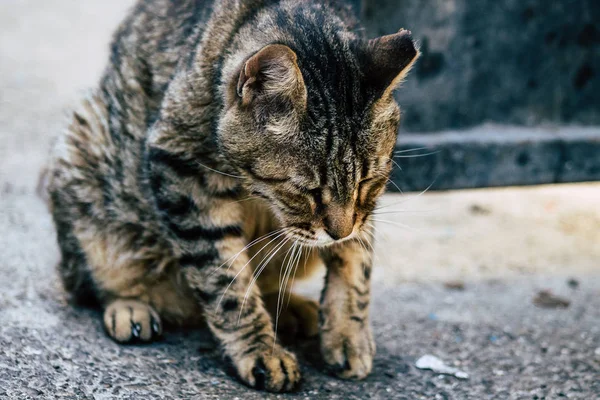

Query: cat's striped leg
[[181, 240, 301, 392], [146, 143, 300, 392], [319, 234, 375, 380]]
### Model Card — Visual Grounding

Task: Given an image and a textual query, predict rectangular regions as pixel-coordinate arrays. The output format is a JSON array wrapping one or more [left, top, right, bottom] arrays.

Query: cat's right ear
[[236, 44, 307, 109], [362, 29, 420, 98]]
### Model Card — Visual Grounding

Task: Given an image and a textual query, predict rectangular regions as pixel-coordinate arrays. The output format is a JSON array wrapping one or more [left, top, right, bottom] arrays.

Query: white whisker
[[375, 177, 437, 211], [394, 146, 431, 154], [374, 166, 403, 194], [285, 244, 303, 309], [195, 161, 244, 179], [209, 228, 285, 277], [372, 208, 435, 215], [276, 241, 298, 330], [369, 218, 418, 233], [393, 150, 439, 159], [216, 229, 290, 313], [239, 235, 292, 325], [224, 195, 261, 206]]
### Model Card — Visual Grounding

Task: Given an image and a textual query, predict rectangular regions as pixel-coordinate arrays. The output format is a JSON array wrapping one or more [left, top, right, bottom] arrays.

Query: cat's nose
[[323, 204, 355, 240]]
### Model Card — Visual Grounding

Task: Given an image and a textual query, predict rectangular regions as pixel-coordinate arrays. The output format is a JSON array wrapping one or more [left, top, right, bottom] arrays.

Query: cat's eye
[[357, 177, 381, 204], [309, 188, 323, 204]]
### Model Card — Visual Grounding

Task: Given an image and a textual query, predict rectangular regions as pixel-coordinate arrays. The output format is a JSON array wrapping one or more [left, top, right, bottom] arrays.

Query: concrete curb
[[392, 124, 600, 191]]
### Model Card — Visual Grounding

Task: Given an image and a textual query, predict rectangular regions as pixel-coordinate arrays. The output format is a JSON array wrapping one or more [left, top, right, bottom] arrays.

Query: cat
[[45, 0, 418, 392]]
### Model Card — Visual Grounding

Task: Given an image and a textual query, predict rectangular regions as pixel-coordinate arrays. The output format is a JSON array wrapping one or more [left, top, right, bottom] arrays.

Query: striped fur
[[46, 0, 418, 392]]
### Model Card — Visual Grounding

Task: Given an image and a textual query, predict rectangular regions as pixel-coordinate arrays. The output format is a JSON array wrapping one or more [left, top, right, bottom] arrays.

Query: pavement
[[1, 1, 599, 399]]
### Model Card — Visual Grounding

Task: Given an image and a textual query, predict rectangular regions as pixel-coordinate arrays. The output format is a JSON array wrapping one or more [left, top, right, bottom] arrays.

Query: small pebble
[[567, 278, 579, 289], [444, 281, 465, 291], [533, 290, 570, 309], [469, 204, 491, 215]]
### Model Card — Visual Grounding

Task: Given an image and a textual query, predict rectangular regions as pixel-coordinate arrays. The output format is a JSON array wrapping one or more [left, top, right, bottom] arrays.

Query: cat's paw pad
[[320, 324, 375, 380], [103, 299, 162, 343], [233, 343, 301, 392]]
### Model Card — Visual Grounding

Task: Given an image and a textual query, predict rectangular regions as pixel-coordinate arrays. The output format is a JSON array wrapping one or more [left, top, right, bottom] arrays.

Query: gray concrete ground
[[1, 1, 599, 399]]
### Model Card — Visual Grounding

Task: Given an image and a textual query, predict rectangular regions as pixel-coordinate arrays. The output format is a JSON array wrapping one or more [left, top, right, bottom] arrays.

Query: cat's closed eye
[[308, 187, 323, 203]]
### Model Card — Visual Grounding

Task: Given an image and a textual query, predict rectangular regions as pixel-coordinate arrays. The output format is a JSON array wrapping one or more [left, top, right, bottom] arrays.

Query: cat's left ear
[[362, 29, 420, 98], [236, 44, 307, 110]]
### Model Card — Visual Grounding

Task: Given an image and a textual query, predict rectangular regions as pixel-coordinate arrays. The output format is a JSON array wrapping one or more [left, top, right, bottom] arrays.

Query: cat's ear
[[236, 44, 307, 109], [363, 29, 419, 98]]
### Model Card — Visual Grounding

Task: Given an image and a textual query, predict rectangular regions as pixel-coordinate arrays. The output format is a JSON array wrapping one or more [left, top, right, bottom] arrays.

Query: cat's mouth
[[285, 227, 358, 248]]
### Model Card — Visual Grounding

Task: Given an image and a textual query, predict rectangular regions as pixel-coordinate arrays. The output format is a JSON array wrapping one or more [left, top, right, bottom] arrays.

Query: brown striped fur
[[45, 0, 418, 392]]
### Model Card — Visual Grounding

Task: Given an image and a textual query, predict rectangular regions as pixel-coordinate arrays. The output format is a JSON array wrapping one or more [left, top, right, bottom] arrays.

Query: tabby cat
[[46, 0, 418, 392]]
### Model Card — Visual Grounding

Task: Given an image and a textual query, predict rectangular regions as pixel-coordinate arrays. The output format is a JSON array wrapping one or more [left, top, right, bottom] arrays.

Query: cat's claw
[[103, 299, 163, 343], [233, 343, 301, 392], [320, 325, 375, 380]]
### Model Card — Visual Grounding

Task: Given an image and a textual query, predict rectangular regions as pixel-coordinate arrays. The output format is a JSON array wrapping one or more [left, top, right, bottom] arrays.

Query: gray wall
[[359, 0, 600, 132]]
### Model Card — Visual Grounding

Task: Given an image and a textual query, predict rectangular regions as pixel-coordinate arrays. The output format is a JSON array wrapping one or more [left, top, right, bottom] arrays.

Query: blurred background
[[363, 0, 599, 132], [351, 0, 600, 191], [0, 1, 599, 398]]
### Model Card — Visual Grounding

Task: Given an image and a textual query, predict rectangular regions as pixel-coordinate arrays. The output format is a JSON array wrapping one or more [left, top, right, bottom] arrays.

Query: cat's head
[[219, 30, 418, 246]]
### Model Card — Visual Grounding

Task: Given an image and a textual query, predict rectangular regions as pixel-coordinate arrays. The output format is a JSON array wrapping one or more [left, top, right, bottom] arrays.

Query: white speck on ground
[[415, 355, 469, 380]]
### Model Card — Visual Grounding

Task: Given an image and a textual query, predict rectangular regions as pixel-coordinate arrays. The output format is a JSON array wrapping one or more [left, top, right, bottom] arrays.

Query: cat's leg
[[319, 234, 375, 380], [246, 212, 322, 341], [146, 141, 300, 392], [72, 221, 189, 343], [52, 214, 101, 308], [241, 199, 322, 343], [177, 219, 300, 392], [100, 276, 206, 344], [51, 200, 172, 344]]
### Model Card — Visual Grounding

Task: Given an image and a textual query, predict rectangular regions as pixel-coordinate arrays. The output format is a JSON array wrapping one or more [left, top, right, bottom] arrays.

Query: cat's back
[[103, 0, 216, 126], [47, 1, 217, 223]]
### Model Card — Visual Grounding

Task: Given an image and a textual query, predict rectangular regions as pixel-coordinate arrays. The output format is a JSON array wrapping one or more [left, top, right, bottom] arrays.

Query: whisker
[[357, 228, 381, 266], [209, 228, 285, 277], [382, 155, 404, 174], [276, 241, 298, 326], [239, 235, 292, 324], [195, 161, 244, 179], [216, 229, 290, 313], [225, 195, 261, 206], [384, 176, 404, 194], [358, 235, 374, 255], [393, 150, 440, 159], [372, 170, 404, 194], [394, 146, 431, 154], [375, 177, 437, 211], [283, 241, 302, 306], [362, 232, 377, 259], [355, 236, 370, 259], [285, 244, 303, 310], [302, 246, 312, 276], [369, 218, 418, 233], [372, 208, 435, 215], [389, 157, 404, 173]]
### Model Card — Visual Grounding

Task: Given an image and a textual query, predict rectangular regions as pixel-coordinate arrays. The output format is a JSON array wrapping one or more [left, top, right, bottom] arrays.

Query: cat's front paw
[[103, 299, 162, 343], [320, 323, 375, 380], [231, 343, 301, 392]]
